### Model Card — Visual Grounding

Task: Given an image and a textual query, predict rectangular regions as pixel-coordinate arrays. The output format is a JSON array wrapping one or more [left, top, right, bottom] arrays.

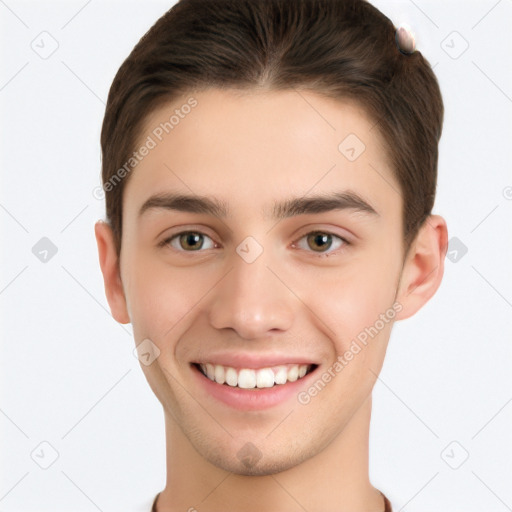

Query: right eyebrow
[[138, 193, 229, 219]]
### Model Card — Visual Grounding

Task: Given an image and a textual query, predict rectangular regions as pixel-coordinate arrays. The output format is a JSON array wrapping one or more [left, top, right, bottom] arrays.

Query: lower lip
[[191, 364, 319, 411]]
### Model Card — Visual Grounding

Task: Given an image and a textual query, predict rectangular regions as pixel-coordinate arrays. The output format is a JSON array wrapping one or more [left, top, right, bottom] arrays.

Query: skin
[[95, 88, 448, 512]]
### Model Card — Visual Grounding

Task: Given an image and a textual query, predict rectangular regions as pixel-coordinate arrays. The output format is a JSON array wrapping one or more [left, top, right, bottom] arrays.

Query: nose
[[208, 245, 295, 340]]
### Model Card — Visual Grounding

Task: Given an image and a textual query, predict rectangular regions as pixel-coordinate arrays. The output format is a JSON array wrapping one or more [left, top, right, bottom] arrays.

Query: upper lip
[[192, 353, 319, 369]]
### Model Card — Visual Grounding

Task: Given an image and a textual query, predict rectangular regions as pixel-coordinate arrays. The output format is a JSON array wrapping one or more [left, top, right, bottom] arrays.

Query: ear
[[94, 220, 131, 324], [395, 215, 448, 321]]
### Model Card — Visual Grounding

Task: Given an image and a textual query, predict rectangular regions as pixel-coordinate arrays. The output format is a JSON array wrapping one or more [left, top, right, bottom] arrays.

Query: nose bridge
[[208, 239, 295, 339]]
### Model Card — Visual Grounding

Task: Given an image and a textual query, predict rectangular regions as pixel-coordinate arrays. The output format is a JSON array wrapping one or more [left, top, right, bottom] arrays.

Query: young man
[[95, 1, 447, 510]]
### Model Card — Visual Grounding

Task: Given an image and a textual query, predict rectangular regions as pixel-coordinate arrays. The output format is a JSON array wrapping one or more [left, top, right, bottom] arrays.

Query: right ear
[[94, 220, 131, 324]]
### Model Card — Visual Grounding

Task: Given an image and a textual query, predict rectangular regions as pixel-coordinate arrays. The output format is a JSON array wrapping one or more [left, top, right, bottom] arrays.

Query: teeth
[[238, 369, 257, 389], [225, 367, 238, 387], [274, 366, 288, 385], [205, 363, 215, 380], [214, 365, 225, 385], [287, 365, 299, 382], [256, 368, 274, 388], [199, 363, 312, 388]]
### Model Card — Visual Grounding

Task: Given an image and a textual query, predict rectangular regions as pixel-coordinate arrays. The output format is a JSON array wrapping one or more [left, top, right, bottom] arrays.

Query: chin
[[192, 436, 317, 477]]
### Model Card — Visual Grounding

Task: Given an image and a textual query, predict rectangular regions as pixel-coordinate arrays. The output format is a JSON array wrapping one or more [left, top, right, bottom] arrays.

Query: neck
[[156, 394, 385, 512]]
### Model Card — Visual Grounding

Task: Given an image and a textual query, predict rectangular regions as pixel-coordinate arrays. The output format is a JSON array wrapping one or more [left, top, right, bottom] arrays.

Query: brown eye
[[179, 232, 204, 250], [160, 231, 216, 251], [307, 232, 333, 252], [294, 231, 348, 255]]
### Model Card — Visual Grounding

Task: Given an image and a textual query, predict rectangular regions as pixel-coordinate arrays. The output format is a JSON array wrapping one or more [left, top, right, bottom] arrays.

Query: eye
[[159, 231, 216, 252], [292, 231, 349, 255]]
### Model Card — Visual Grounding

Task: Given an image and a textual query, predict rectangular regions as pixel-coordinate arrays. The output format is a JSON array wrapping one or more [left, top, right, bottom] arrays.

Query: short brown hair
[[100, 0, 444, 258]]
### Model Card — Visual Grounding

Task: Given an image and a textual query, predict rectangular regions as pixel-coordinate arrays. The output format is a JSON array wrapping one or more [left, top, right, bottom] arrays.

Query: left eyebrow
[[137, 190, 380, 220], [269, 191, 380, 219]]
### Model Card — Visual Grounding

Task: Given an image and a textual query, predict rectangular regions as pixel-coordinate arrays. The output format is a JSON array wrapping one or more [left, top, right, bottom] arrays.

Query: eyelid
[[291, 223, 354, 245], [158, 224, 217, 241]]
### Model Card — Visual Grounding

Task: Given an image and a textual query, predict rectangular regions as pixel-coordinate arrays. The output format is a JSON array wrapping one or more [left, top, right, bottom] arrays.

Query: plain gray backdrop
[[1, 0, 511, 510]]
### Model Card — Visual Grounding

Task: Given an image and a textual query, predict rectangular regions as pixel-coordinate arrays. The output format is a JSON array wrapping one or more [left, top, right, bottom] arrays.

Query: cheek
[[306, 247, 401, 353], [121, 253, 205, 346]]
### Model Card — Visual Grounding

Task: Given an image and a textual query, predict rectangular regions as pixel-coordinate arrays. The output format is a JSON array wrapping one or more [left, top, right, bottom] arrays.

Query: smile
[[195, 363, 316, 389]]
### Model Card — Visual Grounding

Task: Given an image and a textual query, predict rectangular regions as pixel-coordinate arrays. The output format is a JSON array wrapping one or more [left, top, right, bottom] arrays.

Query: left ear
[[395, 214, 448, 321]]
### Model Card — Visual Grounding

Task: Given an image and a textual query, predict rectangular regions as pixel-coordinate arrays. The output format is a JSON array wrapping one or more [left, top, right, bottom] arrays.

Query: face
[[106, 88, 410, 475]]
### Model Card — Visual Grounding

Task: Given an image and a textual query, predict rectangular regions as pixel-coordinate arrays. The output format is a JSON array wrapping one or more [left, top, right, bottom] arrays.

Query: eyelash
[[158, 230, 351, 257]]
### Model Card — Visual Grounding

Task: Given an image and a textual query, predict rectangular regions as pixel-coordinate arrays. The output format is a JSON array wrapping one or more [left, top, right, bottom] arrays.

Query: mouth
[[193, 362, 318, 389]]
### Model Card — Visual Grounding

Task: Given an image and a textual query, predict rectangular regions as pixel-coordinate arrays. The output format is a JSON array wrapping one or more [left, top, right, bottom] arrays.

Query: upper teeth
[[199, 363, 310, 388]]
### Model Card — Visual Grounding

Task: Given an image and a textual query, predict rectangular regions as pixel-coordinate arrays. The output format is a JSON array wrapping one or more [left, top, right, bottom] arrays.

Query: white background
[[1, 1, 511, 511]]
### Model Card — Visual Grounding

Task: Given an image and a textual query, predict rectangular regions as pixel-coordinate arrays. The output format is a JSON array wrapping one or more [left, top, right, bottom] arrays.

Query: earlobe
[[94, 220, 131, 324], [395, 215, 448, 321]]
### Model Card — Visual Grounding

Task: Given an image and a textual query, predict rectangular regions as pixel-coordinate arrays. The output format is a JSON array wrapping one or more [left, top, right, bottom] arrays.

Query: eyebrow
[[138, 190, 379, 220]]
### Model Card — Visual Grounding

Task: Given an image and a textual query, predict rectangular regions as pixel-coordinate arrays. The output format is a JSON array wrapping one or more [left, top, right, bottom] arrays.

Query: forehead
[[124, 88, 399, 220]]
